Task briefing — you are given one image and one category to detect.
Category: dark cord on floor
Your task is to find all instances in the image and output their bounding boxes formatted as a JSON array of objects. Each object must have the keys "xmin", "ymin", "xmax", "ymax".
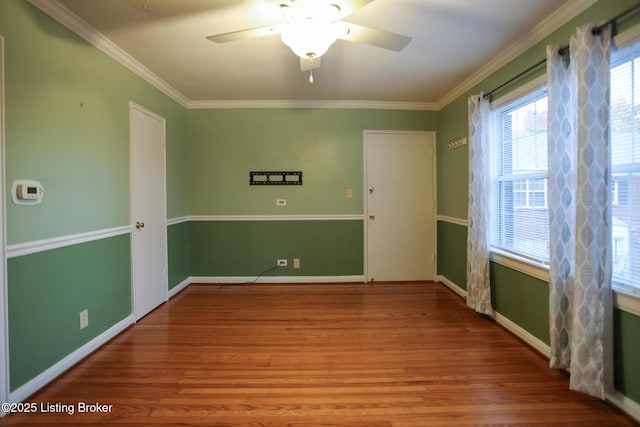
[{"xmin": 218, "ymin": 265, "xmax": 281, "ymax": 288}]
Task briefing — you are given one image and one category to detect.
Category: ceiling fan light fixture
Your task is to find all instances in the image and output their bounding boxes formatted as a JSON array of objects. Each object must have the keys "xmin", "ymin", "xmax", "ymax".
[{"xmin": 280, "ymin": 20, "xmax": 338, "ymax": 59}]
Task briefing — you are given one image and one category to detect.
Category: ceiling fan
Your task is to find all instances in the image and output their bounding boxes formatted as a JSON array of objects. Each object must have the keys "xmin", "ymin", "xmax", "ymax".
[{"xmin": 206, "ymin": 0, "xmax": 412, "ymax": 83}]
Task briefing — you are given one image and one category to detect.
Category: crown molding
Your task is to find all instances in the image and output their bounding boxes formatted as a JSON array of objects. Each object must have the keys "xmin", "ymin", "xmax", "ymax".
[
  {"xmin": 436, "ymin": 0, "xmax": 598, "ymax": 109},
  {"xmin": 28, "ymin": 0, "xmax": 596, "ymax": 112},
  {"xmin": 187, "ymin": 99, "xmax": 438, "ymax": 111},
  {"xmin": 26, "ymin": 0, "xmax": 437, "ymax": 112},
  {"xmin": 27, "ymin": 0, "xmax": 191, "ymax": 108}
]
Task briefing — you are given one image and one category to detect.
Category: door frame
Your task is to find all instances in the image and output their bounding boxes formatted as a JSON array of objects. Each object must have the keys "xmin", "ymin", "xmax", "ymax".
[
  {"xmin": 362, "ymin": 130, "xmax": 438, "ymax": 282},
  {"xmin": 1, "ymin": 35, "xmax": 9, "ymax": 412},
  {"xmin": 129, "ymin": 102, "xmax": 168, "ymax": 321}
]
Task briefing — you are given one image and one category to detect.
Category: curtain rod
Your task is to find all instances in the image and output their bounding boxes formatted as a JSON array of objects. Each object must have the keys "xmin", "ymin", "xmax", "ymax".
[
  {"xmin": 483, "ymin": 1, "xmax": 640, "ymax": 101},
  {"xmin": 594, "ymin": 1, "xmax": 640, "ymax": 34},
  {"xmin": 482, "ymin": 58, "xmax": 546, "ymax": 100}
]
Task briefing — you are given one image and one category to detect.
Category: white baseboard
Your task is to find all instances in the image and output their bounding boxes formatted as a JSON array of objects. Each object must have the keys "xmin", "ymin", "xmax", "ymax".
[
  {"xmin": 189, "ymin": 214, "xmax": 364, "ymax": 222},
  {"xmin": 8, "ymin": 315, "xmax": 134, "ymax": 404},
  {"xmin": 437, "ymin": 273, "xmax": 640, "ymax": 422},
  {"xmin": 493, "ymin": 311, "xmax": 551, "ymax": 358},
  {"xmin": 6, "ymin": 275, "xmax": 638, "ymax": 424},
  {"xmin": 190, "ymin": 275, "xmax": 366, "ymax": 284},
  {"xmin": 168, "ymin": 277, "xmax": 191, "ymax": 298},
  {"xmin": 436, "ymin": 274, "xmax": 467, "ymax": 298},
  {"xmin": 437, "ymin": 275, "xmax": 551, "ymax": 357},
  {"xmin": 607, "ymin": 390, "xmax": 640, "ymax": 423}
]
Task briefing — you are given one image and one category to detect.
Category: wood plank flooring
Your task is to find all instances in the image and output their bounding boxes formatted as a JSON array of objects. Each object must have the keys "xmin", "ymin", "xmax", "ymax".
[{"xmin": 1, "ymin": 282, "xmax": 637, "ymax": 426}]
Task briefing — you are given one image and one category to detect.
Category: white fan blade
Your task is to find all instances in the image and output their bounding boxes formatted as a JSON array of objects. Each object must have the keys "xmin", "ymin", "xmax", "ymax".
[
  {"xmin": 300, "ymin": 56, "xmax": 321, "ymax": 72},
  {"xmin": 337, "ymin": 22, "xmax": 411, "ymax": 51},
  {"xmin": 337, "ymin": 0, "xmax": 375, "ymax": 19},
  {"xmin": 206, "ymin": 25, "xmax": 281, "ymax": 43}
]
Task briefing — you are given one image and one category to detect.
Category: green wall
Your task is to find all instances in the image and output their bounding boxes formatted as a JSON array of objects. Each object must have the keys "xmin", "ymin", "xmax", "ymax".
[
  {"xmin": 436, "ymin": 97, "xmax": 469, "ymax": 218},
  {"xmin": 436, "ymin": 0, "xmax": 640, "ymax": 221},
  {"xmin": 167, "ymin": 222, "xmax": 191, "ymax": 288},
  {"xmin": 7, "ymin": 235, "xmax": 131, "ymax": 390},
  {"xmin": 188, "ymin": 108, "xmax": 436, "ymax": 215},
  {"xmin": 1, "ymin": 0, "xmax": 189, "ymax": 391},
  {"xmin": 490, "ymin": 263, "xmax": 550, "ymax": 344},
  {"xmin": 187, "ymin": 108, "xmax": 436, "ymax": 278},
  {"xmin": 2, "ymin": 0, "xmax": 639, "ymax": 413},
  {"xmin": 2, "ymin": 0, "xmax": 188, "ymax": 246},
  {"xmin": 190, "ymin": 220, "xmax": 363, "ymax": 277},
  {"xmin": 1, "ymin": 0, "xmax": 436, "ymax": 391},
  {"xmin": 435, "ymin": 0, "xmax": 640, "ymax": 406},
  {"xmin": 614, "ymin": 309, "xmax": 640, "ymax": 401},
  {"xmin": 436, "ymin": 221, "xmax": 467, "ymax": 288}
]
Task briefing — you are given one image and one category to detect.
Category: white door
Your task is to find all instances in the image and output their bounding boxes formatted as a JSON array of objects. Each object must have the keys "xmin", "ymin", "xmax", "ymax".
[
  {"xmin": 0, "ymin": 36, "xmax": 9, "ymax": 412},
  {"xmin": 130, "ymin": 103, "xmax": 167, "ymax": 321},
  {"xmin": 365, "ymin": 131, "xmax": 436, "ymax": 282}
]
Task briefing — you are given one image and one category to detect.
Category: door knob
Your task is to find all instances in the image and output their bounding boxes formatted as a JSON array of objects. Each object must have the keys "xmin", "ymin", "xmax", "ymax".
[
  {"xmin": 135, "ymin": 221, "xmax": 145, "ymax": 229},
  {"xmin": 368, "ymin": 186, "xmax": 375, "ymax": 193},
  {"xmin": 368, "ymin": 214, "xmax": 376, "ymax": 220}
]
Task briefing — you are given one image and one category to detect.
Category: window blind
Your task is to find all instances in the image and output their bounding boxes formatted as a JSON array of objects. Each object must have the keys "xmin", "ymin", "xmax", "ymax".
[
  {"xmin": 611, "ymin": 42, "xmax": 640, "ymax": 291},
  {"xmin": 492, "ymin": 90, "xmax": 549, "ymax": 263}
]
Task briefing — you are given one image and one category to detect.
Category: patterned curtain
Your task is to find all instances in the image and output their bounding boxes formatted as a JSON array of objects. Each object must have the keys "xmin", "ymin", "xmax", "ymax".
[
  {"xmin": 467, "ymin": 94, "xmax": 493, "ymax": 316},
  {"xmin": 547, "ymin": 24, "xmax": 613, "ymax": 399}
]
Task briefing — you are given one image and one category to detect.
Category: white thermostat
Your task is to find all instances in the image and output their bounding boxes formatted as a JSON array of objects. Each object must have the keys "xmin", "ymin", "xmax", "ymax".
[{"xmin": 12, "ymin": 180, "xmax": 44, "ymax": 205}]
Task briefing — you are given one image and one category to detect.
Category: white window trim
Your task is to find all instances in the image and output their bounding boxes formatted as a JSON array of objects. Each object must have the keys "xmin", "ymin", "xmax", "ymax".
[
  {"xmin": 487, "ymin": 68, "xmax": 640, "ymax": 317},
  {"xmin": 490, "ymin": 74, "xmax": 547, "ymax": 109},
  {"xmin": 490, "ymin": 246, "xmax": 549, "ymax": 282},
  {"xmin": 612, "ymin": 180, "xmax": 620, "ymax": 205},
  {"xmin": 614, "ymin": 21, "xmax": 640, "ymax": 50},
  {"xmin": 609, "ymin": 22, "xmax": 640, "ymax": 317},
  {"xmin": 614, "ymin": 287, "xmax": 640, "ymax": 317},
  {"xmin": 509, "ymin": 177, "xmax": 548, "ymax": 208},
  {"xmin": 489, "ymin": 248, "xmax": 640, "ymax": 317},
  {"xmin": 490, "ymin": 75, "xmax": 549, "ymax": 267}
]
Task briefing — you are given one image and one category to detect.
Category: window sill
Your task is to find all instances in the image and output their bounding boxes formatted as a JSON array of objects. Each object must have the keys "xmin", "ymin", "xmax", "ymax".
[
  {"xmin": 489, "ymin": 248, "xmax": 549, "ymax": 282},
  {"xmin": 613, "ymin": 287, "xmax": 640, "ymax": 317},
  {"xmin": 489, "ymin": 249, "xmax": 640, "ymax": 318}
]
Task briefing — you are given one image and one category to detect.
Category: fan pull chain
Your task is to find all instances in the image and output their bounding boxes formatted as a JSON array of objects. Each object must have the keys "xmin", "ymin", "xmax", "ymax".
[{"xmin": 308, "ymin": 53, "xmax": 315, "ymax": 84}]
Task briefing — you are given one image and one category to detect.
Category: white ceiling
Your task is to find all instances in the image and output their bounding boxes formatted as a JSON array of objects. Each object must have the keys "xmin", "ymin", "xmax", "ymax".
[{"xmin": 39, "ymin": 0, "xmax": 591, "ymax": 109}]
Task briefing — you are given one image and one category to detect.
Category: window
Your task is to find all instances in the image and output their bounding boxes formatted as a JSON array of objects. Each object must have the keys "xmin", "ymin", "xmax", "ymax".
[
  {"xmin": 513, "ymin": 178, "xmax": 547, "ymax": 208},
  {"xmin": 611, "ymin": 40, "xmax": 640, "ymax": 292},
  {"xmin": 612, "ymin": 179, "xmax": 628, "ymax": 205},
  {"xmin": 491, "ymin": 88, "xmax": 549, "ymax": 264}
]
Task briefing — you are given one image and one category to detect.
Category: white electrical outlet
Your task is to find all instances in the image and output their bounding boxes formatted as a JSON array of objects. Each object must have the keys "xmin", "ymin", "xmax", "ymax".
[
  {"xmin": 277, "ymin": 259, "xmax": 288, "ymax": 267},
  {"xmin": 293, "ymin": 258, "xmax": 300, "ymax": 269},
  {"xmin": 79, "ymin": 309, "xmax": 89, "ymax": 330}
]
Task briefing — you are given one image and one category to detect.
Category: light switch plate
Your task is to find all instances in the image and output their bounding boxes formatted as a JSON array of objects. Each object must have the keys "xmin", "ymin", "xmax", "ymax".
[{"xmin": 79, "ymin": 309, "xmax": 89, "ymax": 330}]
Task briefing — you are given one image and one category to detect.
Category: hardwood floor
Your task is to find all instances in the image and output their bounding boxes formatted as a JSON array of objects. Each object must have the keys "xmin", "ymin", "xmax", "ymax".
[{"xmin": 1, "ymin": 282, "xmax": 637, "ymax": 426}]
